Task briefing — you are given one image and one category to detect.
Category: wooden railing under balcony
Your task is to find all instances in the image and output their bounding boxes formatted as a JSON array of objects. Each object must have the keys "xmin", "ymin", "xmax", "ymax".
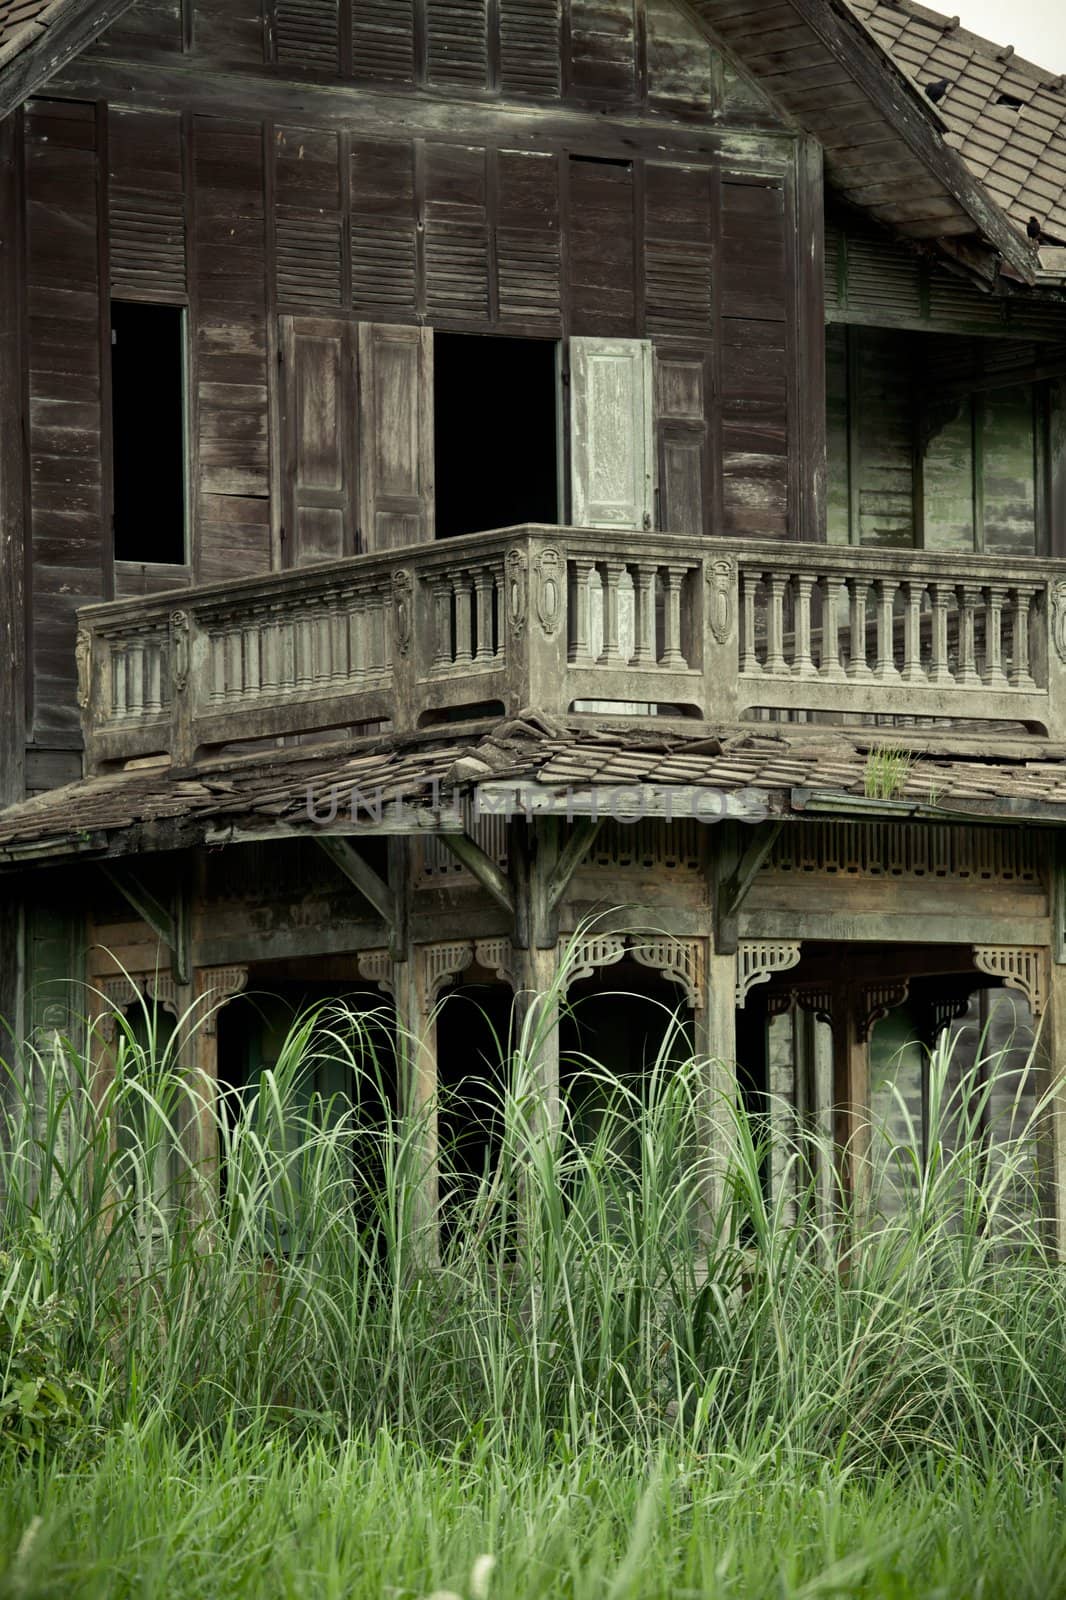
[{"xmin": 76, "ymin": 528, "xmax": 1066, "ymax": 772}]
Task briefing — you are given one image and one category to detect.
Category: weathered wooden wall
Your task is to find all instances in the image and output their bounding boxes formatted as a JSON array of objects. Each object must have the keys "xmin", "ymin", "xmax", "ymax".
[{"xmin": 6, "ymin": 0, "xmax": 828, "ymax": 792}]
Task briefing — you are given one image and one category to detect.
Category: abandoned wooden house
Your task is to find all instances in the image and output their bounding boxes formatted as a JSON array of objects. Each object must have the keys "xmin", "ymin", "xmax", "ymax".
[{"xmin": 1, "ymin": 0, "xmax": 1066, "ymax": 1239}]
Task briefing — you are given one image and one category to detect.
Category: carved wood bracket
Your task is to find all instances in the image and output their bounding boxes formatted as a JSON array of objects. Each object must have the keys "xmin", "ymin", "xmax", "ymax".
[
  {"xmin": 194, "ymin": 966, "xmax": 249, "ymax": 1036},
  {"xmin": 973, "ymin": 945, "xmax": 1047, "ymax": 1020},
  {"xmin": 856, "ymin": 980, "xmax": 910, "ymax": 1043},
  {"xmin": 736, "ymin": 941, "xmax": 802, "ymax": 1008}
]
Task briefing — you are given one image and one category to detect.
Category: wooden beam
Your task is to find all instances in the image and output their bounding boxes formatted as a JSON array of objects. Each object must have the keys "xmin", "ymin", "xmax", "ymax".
[
  {"xmin": 547, "ymin": 819, "xmax": 604, "ymax": 911},
  {"xmin": 0, "ymin": 0, "xmax": 144, "ymax": 120},
  {"xmin": 316, "ymin": 836, "xmax": 396, "ymax": 929},
  {"xmin": 100, "ymin": 863, "xmax": 189, "ymax": 983},
  {"xmin": 439, "ymin": 832, "xmax": 514, "ymax": 916},
  {"xmin": 719, "ymin": 822, "xmax": 784, "ymax": 924}
]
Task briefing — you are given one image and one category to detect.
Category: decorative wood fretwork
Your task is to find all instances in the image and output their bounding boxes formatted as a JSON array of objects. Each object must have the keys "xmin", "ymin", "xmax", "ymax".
[
  {"xmin": 473, "ymin": 939, "xmax": 515, "ymax": 987},
  {"xmin": 630, "ymin": 938, "xmax": 706, "ymax": 1012},
  {"xmin": 764, "ymin": 821, "xmax": 1039, "ymax": 884},
  {"xmin": 589, "ymin": 819, "xmax": 702, "ymax": 873},
  {"xmin": 766, "ymin": 984, "xmax": 833, "ymax": 1023},
  {"xmin": 565, "ymin": 934, "xmax": 628, "ymax": 987},
  {"xmin": 736, "ymin": 941, "xmax": 801, "ymax": 1008},
  {"xmin": 856, "ymin": 980, "xmax": 910, "ymax": 1043},
  {"xmin": 194, "ymin": 967, "xmax": 249, "ymax": 1036},
  {"xmin": 973, "ymin": 946, "xmax": 1047, "ymax": 1020},
  {"xmin": 421, "ymin": 941, "xmax": 476, "ymax": 1013},
  {"xmin": 96, "ymin": 972, "xmax": 185, "ymax": 1041},
  {"xmin": 357, "ymin": 950, "xmax": 397, "ymax": 999}
]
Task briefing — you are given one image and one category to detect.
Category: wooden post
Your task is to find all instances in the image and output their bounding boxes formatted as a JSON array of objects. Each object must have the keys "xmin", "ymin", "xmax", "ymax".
[
  {"xmin": 1042, "ymin": 957, "xmax": 1066, "ymax": 1260},
  {"xmin": 695, "ymin": 937, "xmax": 738, "ymax": 1233},
  {"xmin": 391, "ymin": 946, "xmax": 439, "ymax": 1264},
  {"xmin": 831, "ymin": 981, "xmax": 872, "ymax": 1221},
  {"xmin": 509, "ymin": 816, "xmax": 562, "ymax": 1137},
  {"xmin": 0, "ymin": 111, "xmax": 26, "ymax": 807}
]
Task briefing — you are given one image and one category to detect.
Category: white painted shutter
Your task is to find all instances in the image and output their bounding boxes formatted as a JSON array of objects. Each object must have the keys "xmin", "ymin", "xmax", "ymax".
[
  {"xmin": 570, "ymin": 337, "xmax": 655, "ymax": 713},
  {"xmin": 570, "ymin": 337, "xmax": 655, "ymax": 531}
]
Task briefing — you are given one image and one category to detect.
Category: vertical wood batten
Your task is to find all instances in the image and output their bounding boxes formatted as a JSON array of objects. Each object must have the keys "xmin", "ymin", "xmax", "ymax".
[{"xmin": 0, "ymin": 110, "xmax": 26, "ymax": 806}]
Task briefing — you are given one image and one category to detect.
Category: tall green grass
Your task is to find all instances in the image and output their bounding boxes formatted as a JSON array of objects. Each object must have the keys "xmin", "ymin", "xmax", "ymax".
[{"xmin": 1, "ymin": 979, "xmax": 1064, "ymax": 1597}]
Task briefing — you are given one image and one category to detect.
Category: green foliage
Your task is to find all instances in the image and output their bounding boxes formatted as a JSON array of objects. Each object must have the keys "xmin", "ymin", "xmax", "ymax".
[
  {"xmin": 0, "ymin": 1222, "xmax": 85, "ymax": 1454},
  {"xmin": 864, "ymin": 745, "xmax": 914, "ymax": 801},
  {"xmin": 0, "ymin": 978, "xmax": 1062, "ymax": 1594}
]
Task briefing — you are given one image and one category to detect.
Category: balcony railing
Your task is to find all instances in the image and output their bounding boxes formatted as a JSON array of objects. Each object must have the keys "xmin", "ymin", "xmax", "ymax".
[{"xmin": 76, "ymin": 527, "xmax": 1066, "ymax": 771}]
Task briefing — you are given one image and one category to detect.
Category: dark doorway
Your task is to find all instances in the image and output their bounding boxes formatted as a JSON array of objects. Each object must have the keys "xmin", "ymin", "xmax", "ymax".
[
  {"xmin": 436, "ymin": 982, "xmax": 514, "ymax": 1232},
  {"xmin": 111, "ymin": 301, "xmax": 187, "ymax": 564},
  {"xmin": 433, "ymin": 333, "xmax": 559, "ymax": 539}
]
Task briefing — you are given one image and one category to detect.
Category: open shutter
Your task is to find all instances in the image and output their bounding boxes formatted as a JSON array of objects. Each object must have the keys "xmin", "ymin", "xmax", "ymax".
[
  {"xmin": 570, "ymin": 337, "xmax": 654, "ymax": 529},
  {"xmin": 280, "ymin": 315, "xmax": 357, "ymax": 566},
  {"xmin": 656, "ymin": 348, "xmax": 713, "ymax": 538},
  {"xmin": 357, "ymin": 322, "xmax": 434, "ymax": 550}
]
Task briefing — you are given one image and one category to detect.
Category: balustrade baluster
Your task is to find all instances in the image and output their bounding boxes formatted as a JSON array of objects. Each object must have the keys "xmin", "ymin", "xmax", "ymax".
[
  {"xmin": 927, "ymin": 582, "xmax": 952, "ymax": 684},
  {"xmin": 983, "ymin": 584, "xmax": 1008, "ymax": 687},
  {"xmin": 333, "ymin": 602, "xmax": 350, "ymax": 684},
  {"xmin": 957, "ymin": 585, "xmax": 980, "ymax": 686},
  {"xmin": 431, "ymin": 577, "xmax": 451, "ymax": 669},
  {"xmin": 110, "ymin": 648, "xmax": 126, "ymax": 719},
  {"xmin": 1009, "ymin": 585, "xmax": 1036, "ymax": 687},
  {"xmin": 569, "ymin": 557, "xmax": 595, "ymax": 665},
  {"xmin": 765, "ymin": 573, "xmax": 788, "ymax": 676},
  {"xmin": 739, "ymin": 570, "xmax": 761, "ymax": 674},
  {"xmin": 873, "ymin": 578, "xmax": 900, "ymax": 682},
  {"xmin": 261, "ymin": 611, "xmax": 279, "ymax": 696},
  {"xmin": 453, "ymin": 573, "xmax": 473, "ymax": 666},
  {"xmin": 210, "ymin": 633, "xmax": 226, "ymax": 701},
  {"xmin": 295, "ymin": 613, "xmax": 313, "ymax": 692},
  {"xmin": 127, "ymin": 641, "xmax": 145, "ymax": 716},
  {"xmin": 662, "ymin": 565, "xmax": 688, "ymax": 670},
  {"xmin": 820, "ymin": 573, "xmax": 845, "ymax": 680},
  {"xmin": 474, "ymin": 568, "xmax": 495, "ymax": 664},
  {"xmin": 603, "ymin": 559, "xmax": 626, "ymax": 664},
  {"xmin": 146, "ymin": 641, "xmax": 163, "ymax": 715},
  {"xmin": 243, "ymin": 623, "xmax": 261, "ymax": 694},
  {"xmin": 493, "ymin": 571, "xmax": 504, "ymax": 660},
  {"xmin": 633, "ymin": 563, "xmax": 656, "ymax": 665},
  {"xmin": 793, "ymin": 574, "xmax": 816, "ymax": 679},
  {"xmin": 347, "ymin": 598, "xmax": 365, "ymax": 683},
  {"xmin": 846, "ymin": 577, "xmax": 871, "ymax": 679},
  {"xmin": 899, "ymin": 580, "xmax": 926, "ymax": 684}
]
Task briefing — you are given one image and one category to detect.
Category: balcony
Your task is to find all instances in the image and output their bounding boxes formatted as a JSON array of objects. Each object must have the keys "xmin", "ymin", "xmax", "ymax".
[{"xmin": 76, "ymin": 528, "xmax": 1066, "ymax": 773}]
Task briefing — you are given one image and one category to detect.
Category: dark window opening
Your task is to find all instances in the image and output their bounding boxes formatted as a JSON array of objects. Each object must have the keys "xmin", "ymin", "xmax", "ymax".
[
  {"xmin": 434, "ymin": 334, "xmax": 559, "ymax": 540},
  {"xmin": 111, "ymin": 302, "xmax": 187, "ymax": 564}
]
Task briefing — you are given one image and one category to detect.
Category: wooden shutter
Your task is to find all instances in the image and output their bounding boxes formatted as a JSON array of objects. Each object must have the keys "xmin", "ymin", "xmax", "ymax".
[
  {"xmin": 570, "ymin": 337, "xmax": 654, "ymax": 530},
  {"xmin": 351, "ymin": 0, "xmax": 416, "ymax": 83},
  {"xmin": 499, "ymin": 0, "xmax": 562, "ymax": 98},
  {"xmin": 425, "ymin": 0, "xmax": 489, "ymax": 87},
  {"xmin": 656, "ymin": 349, "xmax": 712, "ymax": 538},
  {"xmin": 280, "ymin": 315, "xmax": 357, "ymax": 565},
  {"xmin": 357, "ymin": 322, "xmax": 434, "ymax": 550}
]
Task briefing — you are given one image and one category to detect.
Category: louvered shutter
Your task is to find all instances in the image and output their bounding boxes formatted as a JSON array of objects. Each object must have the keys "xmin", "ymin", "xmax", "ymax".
[
  {"xmin": 425, "ymin": 0, "xmax": 489, "ymax": 87},
  {"xmin": 351, "ymin": 0, "xmax": 416, "ymax": 83},
  {"xmin": 357, "ymin": 323, "xmax": 434, "ymax": 550},
  {"xmin": 570, "ymin": 337, "xmax": 655, "ymax": 530},
  {"xmin": 656, "ymin": 349, "xmax": 711, "ymax": 538},
  {"xmin": 280, "ymin": 315, "xmax": 357, "ymax": 565},
  {"xmin": 499, "ymin": 0, "xmax": 562, "ymax": 97},
  {"xmin": 273, "ymin": 0, "xmax": 339, "ymax": 72}
]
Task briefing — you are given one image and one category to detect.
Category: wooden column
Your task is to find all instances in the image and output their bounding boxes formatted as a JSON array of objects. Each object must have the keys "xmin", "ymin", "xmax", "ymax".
[
  {"xmin": 509, "ymin": 817, "xmax": 562, "ymax": 1137},
  {"xmin": 1043, "ymin": 957, "xmax": 1066, "ymax": 1260},
  {"xmin": 0, "ymin": 111, "xmax": 26, "ymax": 807},
  {"xmin": 391, "ymin": 945, "xmax": 440, "ymax": 1262},
  {"xmin": 695, "ymin": 939, "xmax": 738, "ymax": 1230},
  {"xmin": 831, "ymin": 989, "xmax": 870, "ymax": 1217}
]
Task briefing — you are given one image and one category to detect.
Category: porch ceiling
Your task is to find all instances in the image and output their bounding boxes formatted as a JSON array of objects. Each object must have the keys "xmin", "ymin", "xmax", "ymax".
[{"xmin": 5, "ymin": 715, "xmax": 1066, "ymax": 868}]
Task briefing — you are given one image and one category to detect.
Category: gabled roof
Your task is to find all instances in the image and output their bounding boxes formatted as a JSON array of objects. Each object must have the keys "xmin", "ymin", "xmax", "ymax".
[
  {"xmin": 849, "ymin": 0, "xmax": 1066, "ymax": 246},
  {"xmin": 0, "ymin": 0, "xmax": 138, "ymax": 119}
]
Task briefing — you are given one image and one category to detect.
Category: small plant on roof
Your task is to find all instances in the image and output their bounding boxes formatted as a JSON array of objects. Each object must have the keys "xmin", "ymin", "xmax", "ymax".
[{"xmin": 864, "ymin": 744, "xmax": 914, "ymax": 801}]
